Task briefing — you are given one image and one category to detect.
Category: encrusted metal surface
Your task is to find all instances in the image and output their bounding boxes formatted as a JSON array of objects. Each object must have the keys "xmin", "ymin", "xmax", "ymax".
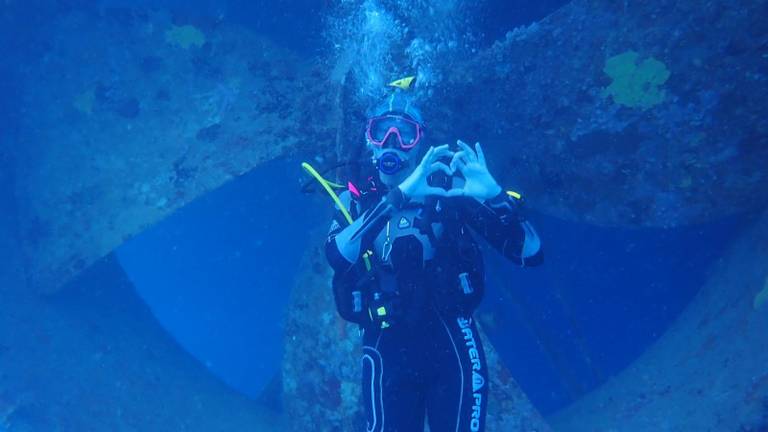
[
  {"xmin": 550, "ymin": 210, "xmax": 768, "ymax": 431},
  {"xmin": 437, "ymin": 0, "xmax": 768, "ymax": 227},
  {"xmin": 14, "ymin": 9, "xmax": 334, "ymax": 293}
]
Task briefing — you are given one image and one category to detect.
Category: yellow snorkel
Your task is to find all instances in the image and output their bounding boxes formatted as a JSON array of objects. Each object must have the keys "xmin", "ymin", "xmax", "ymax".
[{"xmin": 301, "ymin": 162, "xmax": 350, "ymax": 222}]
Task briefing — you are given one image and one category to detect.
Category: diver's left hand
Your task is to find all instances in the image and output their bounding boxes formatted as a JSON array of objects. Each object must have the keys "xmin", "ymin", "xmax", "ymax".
[{"xmin": 448, "ymin": 140, "xmax": 502, "ymax": 200}]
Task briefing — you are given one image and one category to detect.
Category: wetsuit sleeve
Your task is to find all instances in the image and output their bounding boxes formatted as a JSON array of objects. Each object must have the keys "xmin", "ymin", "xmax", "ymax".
[
  {"xmin": 323, "ymin": 191, "xmax": 367, "ymax": 324},
  {"xmin": 324, "ymin": 188, "xmax": 411, "ymax": 325},
  {"xmin": 457, "ymin": 191, "xmax": 543, "ymax": 266},
  {"xmin": 324, "ymin": 190, "xmax": 358, "ymax": 273},
  {"xmin": 324, "ymin": 187, "xmax": 408, "ymax": 272}
]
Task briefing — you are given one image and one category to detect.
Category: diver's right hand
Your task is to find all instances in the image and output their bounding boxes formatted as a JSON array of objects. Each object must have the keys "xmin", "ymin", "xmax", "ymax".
[{"xmin": 398, "ymin": 145, "xmax": 457, "ymax": 199}]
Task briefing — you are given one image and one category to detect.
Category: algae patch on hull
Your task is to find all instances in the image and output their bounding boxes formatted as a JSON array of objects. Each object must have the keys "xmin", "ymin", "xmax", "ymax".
[
  {"xmin": 165, "ymin": 24, "xmax": 206, "ymax": 49},
  {"xmin": 603, "ymin": 50, "xmax": 670, "ymax": 110}
]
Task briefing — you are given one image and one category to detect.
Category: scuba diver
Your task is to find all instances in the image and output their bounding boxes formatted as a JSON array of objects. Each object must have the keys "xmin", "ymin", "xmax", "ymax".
[{"xmin": 323, "ymin": 87, "xmax": 543, "ymax": 432}]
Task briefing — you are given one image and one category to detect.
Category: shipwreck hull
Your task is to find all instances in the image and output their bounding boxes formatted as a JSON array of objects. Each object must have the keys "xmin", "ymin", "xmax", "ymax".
[
  {"xmin": 2, "ymin": 0, "xmax": 767, "ymax": 430},
  {"xmin": 437, "ymin": 0, "xmax": 768, "ymax": 228}
]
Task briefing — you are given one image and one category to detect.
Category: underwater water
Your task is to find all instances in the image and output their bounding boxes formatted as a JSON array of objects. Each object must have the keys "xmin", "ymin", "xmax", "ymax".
[{"xmin": 1, "ymin": 0, "xmax": 767, "ymax": 431}]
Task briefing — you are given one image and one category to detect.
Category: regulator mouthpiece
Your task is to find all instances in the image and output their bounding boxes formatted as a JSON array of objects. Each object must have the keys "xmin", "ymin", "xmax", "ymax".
[{"xmin": 376, "ymin": 151, "xmax": 406, "ymax": 175}]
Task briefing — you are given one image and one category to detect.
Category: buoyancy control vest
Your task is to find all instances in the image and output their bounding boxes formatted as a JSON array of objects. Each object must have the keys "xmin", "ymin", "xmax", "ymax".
[{"xmin": 331, "ymin": 178, "xmax": 486, "ymax": 329}]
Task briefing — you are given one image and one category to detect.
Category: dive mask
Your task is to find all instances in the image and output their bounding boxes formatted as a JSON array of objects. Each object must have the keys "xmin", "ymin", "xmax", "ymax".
[{"xmin": 366, "ymin": 114, "xmax": 424, "ymax": 150}]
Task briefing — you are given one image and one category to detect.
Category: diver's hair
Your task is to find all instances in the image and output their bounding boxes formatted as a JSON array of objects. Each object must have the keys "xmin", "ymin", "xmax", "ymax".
[{"xmin": 368, "ymin": 92, "xmax": 424, "ymax": 124}]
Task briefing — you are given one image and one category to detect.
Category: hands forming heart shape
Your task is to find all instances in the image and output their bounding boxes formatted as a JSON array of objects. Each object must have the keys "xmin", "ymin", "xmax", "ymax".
[{"xmin": 398, "ymin": 140, "xmax": 502, "ymax": 200}]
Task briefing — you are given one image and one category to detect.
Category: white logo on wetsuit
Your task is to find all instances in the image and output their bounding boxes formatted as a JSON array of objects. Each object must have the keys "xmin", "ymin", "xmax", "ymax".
[
  {"xmin": 472, "ymin": 370, "xmax": 485, "ymax": 392},
  {"xmin": 329, "ymin": 219, "xmax": 340, "ymax": 233},
  {"xmin": 398, "ymin": 216, "xmax": 410, "ymax": 228},
  {"xmin": 458, "ymin": 317, "xmax": 484, "ymax": 432}
]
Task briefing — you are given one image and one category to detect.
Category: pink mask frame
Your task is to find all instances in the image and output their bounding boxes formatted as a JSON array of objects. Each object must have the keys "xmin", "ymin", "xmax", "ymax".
[{"xmin": 366, "ymin": 114, "xmax": 424, "ymax": 150}]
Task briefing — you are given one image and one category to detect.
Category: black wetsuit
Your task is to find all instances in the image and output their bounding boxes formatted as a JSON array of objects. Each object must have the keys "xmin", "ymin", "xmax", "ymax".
[{"xmin": 325, "ymin": 181, "xmax": 542, "ymax": 432}]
